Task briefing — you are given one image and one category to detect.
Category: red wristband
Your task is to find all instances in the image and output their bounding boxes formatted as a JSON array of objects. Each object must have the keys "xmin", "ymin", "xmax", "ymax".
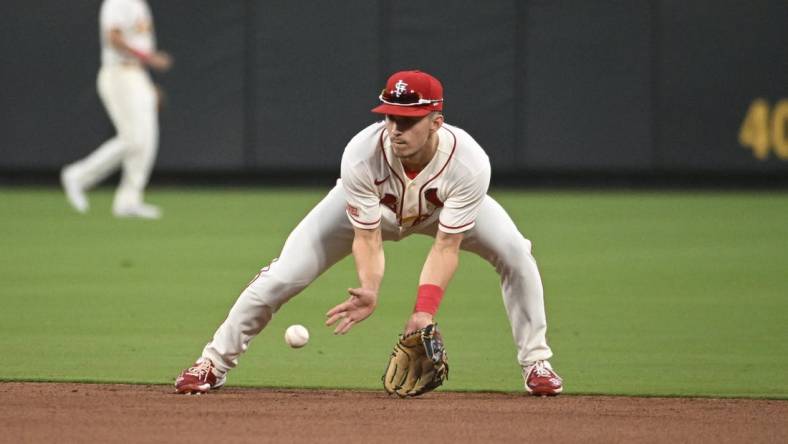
[
  {"xmin": 413, "ymin": 284, "xmax": 444, "ymax": 315},
  {"xmin": 129, "ymin": 48, "xmax": 150, "ymax": 62}
]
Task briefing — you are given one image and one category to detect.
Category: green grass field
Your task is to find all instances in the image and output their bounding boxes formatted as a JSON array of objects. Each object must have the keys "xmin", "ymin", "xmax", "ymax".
[{"xmin": 1, "ymin": 187, "xmax": 787, "ymax": 399}]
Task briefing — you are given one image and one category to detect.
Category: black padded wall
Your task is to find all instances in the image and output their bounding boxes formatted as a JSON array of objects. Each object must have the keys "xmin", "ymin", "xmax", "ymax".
[{"xmin": 1, "ymin": 1, "xmax": 786, "ymax": 177}]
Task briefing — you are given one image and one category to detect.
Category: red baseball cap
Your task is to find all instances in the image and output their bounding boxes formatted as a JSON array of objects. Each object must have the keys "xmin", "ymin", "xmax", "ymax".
[{"xmin": 371, "ymin": 70, "xmax": 444, "ymax": 117}]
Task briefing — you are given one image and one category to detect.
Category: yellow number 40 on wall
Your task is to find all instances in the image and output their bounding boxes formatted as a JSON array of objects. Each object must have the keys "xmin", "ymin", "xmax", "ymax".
[{"xmin": 738, "ymin": 99, "xmax": 788, "ymax": 160}]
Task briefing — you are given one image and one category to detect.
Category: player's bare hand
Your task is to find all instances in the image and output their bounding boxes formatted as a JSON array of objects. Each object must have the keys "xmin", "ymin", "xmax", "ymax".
[
  {"xmin": 147, "ymin": 51, "xmax": 173, "ymax": 72},
  {"xmin": 404, "ymin": 311, "xmax": 433, "ymax": 335},
  {"xmin": 325, "ymin": 288, "xmax": 378, "ymax": 335}
]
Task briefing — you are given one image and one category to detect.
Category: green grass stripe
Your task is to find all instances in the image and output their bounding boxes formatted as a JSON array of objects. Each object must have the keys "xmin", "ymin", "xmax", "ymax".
[{"xmin": 1, "ymin": 187, "xmax": 787, "ymax": 399}]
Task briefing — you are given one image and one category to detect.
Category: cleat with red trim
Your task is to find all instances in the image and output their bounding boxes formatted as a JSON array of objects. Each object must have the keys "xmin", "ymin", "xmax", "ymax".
[
  {"xmin": 175, "ymin": 358, "xmax": 226, "ymax": 394},
  {"xmin": 523, "ymin": 360, "xmax": 563, "ymax": 396}
]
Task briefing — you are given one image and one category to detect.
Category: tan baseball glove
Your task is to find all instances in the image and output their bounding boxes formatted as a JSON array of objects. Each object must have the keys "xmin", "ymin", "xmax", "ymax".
[{"xmin": 382, "ymin": 323, "xmax": 449, "ymax": 397}]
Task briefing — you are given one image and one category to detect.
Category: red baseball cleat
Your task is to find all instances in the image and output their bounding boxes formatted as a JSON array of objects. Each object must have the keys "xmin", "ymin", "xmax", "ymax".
[
  {"xmin": 175, "ymin": 358, "xmax": 226, "ymax": 394},
  {"xmin": 523, "ymin": 360, "xmax": 563, "ymax": 396}
]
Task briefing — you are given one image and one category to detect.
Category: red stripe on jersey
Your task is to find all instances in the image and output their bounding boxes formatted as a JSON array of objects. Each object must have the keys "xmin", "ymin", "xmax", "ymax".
[
  {"xmin": 379, "ymin": 128, "xmax": 406, "ymax": 224},
  {"xmin": 347, "ymin": 210, "xmax": 381, "ymax": 226},
  {"xmin": 414, "ymin": 127, "xmax": 457, "ymax": 226},
  {"xmin": 439, "ymin": 220, "xmax": 475, "ymax": 230}
]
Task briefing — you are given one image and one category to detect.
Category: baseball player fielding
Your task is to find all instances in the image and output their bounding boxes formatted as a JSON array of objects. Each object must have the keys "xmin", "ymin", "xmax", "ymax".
[{"xmin": 175, "ymin": 70, "xmax": 563, "ymax": 397}]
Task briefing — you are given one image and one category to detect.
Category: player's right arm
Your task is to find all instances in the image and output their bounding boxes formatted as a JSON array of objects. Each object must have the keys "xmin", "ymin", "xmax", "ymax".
[
  {"xmin": 107, "ymin": 29, "xmax": 172, "ymax": 71},
  {"xmin": 351, "ymin": 226, "xmax": 384, "ymax": 296},
  {"xmin": 325, "ymin": 226, "xmax": 384, "ymax": 334},
  {"xmin": 326, "ymin": 125, "xmax": 386, "ymax": 334}
]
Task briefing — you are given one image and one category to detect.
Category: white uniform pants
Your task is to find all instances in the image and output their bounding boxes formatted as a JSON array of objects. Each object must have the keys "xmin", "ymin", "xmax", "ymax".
[
  {"xmin": 66, "ymin": 65, "xmax": 158, "ymax": 210},
  {"xmin": 202, "ymin": 183, "xmax": 553, "ymax": 374}
]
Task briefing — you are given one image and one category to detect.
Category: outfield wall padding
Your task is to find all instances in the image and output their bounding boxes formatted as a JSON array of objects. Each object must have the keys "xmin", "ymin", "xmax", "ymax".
[{"xmin": 1, "ymin": 0, "xmax": 786, "ymax": 176}]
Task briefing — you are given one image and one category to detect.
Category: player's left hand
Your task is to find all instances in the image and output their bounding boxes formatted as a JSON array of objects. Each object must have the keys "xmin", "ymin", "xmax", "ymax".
[
  {"xmin": 404, "ymin": 311, "xmax": 433, "ymax": 335},
  {"xmin": 325, "ymin": 287, "xmax": 377, "ymax": 335}
]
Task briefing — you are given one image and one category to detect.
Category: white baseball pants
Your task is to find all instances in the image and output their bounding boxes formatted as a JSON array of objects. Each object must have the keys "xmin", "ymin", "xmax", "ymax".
[
  {"xmin": 202, "ymin": 182, "xmax": 553, "ymax": 374},
  {"xmin": 65, "ymin": 65, "xmax": 158, "ymax": 211}
]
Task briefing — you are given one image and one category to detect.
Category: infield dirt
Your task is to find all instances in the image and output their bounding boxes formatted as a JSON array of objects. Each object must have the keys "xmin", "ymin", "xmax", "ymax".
[{"xmin": 1, "ymin": 382, "xmax": 786, "ymax": 443}]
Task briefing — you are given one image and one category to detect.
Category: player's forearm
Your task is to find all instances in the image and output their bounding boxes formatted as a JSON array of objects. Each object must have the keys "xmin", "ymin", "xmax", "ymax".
[
  {"xmin": 352, "ymin": 228, "xmax": 384, "ymax": 293},
  {"xmin": 108, "ymin": 29, "xmax": 143, "ymax": 59},
  {"xmin": 418, "ymin": 232, "xmax": 462, "ymax": 288},
  {"xmin": 108, "ymin": 29, "xmax": 170, "ymax": 70},
  {"xmin": 409, "ymin": 232, "xmax": 462, "ymax": 319}
]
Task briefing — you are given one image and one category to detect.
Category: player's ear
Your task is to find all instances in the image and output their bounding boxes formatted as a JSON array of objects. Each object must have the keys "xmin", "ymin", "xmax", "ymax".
[{"xmin": 430, "ymin": 112, "xmax": 444, "ymax": 132}]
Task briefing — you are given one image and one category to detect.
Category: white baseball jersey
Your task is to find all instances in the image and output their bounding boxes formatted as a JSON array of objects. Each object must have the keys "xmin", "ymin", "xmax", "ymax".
[
  {"xmin": 341, "ymin": 122, "xmax": 491, "ymax": 236},
  {"xmin": 100, "ymin": 0, "xmax": 155, "ymax": 66}
]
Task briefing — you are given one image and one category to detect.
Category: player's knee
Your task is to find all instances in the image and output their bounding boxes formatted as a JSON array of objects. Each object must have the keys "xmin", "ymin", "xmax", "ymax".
[
  {"xmin": 245, "ymin": 271, "xmax": 308, "ymax": 309},
  {"xmin": 521, "ymin": 237, "xmax": 533, "ymax": 255},
  {"xmin": 118, "ymin": 131, "xmax": 153, "ymax": 153},
  {"xmin": 508, "ymin": 236, "xmax": 533, "ymax": 258},
  {"xmin": 496, "ymin": 236, "xmax": 534, "ymax": 270}
]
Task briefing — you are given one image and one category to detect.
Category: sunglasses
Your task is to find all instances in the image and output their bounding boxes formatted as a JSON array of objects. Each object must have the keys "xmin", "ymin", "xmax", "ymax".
[{"xmin": 379, "ymin": 89, "xmax": 443, "ymax": 107}]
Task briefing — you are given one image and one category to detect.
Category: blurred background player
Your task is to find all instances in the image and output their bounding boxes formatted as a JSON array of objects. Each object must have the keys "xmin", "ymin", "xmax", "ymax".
[
  {"xmin": 175, "ymin": 70, "xmax": 563, "ymax": 397},
  {"xmin": 60, "ymin": 0, "xmax": 172, "ymax": 219}
]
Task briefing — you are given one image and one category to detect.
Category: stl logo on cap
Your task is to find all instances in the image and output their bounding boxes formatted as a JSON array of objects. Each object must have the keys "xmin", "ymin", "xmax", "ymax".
[
  {"xmin": 372, "ymin": 70, "xmax": 444, "ymax": 117},
  {"xmin": 393, "ymin": 80, "xmax": 408, "ymax": 97}
]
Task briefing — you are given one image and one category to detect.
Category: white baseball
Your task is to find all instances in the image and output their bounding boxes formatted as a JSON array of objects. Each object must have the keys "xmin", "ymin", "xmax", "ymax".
[{"xmin": 284, "ymin": 324, "xmax": 309, "ymax": 348}]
